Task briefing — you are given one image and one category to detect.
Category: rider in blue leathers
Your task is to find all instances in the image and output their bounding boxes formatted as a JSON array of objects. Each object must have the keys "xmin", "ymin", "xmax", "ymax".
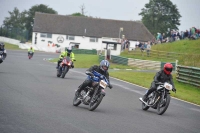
[
  {"xmin": 76, "ymin": 60, "xmax": 113, "ymax": 94},
  {"xmin": 0, "ymin": 42, "xmax": 7, "ymax": 64}
]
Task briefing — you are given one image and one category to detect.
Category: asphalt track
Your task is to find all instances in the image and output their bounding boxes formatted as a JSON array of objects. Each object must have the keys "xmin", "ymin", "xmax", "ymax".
[{"xmin": 0, "ymin": 50, "xmax": 200, "ymax": 133}]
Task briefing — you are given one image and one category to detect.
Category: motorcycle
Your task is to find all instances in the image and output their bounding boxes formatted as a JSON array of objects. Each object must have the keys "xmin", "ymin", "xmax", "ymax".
[
  {"xmin": 0, "ymin": 55, "xmax": 3, "ymax": 64},
  {"xmin": 139, "ymin": 82, "xmax": 175, "ymax": 115},
  {"xmin": 0, "ymin": 51, "xmax": 5, "ymax": 64},
  {"xmin": 28, "ymin": 51, "xmax": 33, "ymax": 59},
  {"xmin": 73, "ymin": 70, "xmax": 112, "ymax": 111},
  {"xmin": 57, "ymin": 56, "xmax": 74, "ymax": 78}
]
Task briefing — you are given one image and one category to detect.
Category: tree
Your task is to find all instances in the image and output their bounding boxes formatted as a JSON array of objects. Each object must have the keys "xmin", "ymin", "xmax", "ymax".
[
  {"xmin": 3, "ymin": 7, "xmax": 22, "ymax": 28},
  {"xmin": 2, "ymin": 7, "xmax": 27, "ymax": 38},
  {"xmin": 139, "ymin": 0, "xmax": 181, "ymax": 36},
  {"xmin": 24, "ymin": 4, "xmax": 58, "ymax": 40},
  {"xmin": 71, "ymin": 12, "xmax": 85, "ymax": 16}
]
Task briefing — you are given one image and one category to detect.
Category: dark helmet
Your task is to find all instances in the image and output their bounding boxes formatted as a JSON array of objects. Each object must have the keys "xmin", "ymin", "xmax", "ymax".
[
  {"xmin": 163, "ymin": 63, "xmax": 173, "ymax": 75},
  {"xmin": 100, "ymin": 60, "xmax": 110, "ymax": 72}
]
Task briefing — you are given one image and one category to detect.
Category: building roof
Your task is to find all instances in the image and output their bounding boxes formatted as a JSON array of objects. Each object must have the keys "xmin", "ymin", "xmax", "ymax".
[{"xmin": 33, "ymin": 12, "xmax": 154, "ymax": 42}]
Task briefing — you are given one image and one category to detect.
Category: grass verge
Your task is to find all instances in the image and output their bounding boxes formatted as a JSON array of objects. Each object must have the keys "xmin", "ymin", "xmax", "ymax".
[{"xmin": 4, "ymin": 42, "xmax": 21, "ymax": 50}]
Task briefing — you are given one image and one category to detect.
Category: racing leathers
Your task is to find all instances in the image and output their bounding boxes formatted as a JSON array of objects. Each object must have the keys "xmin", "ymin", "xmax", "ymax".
[
  {"xmin": 77, "ymin": 65, "xmax": 112, "ymax": 93},
  {"xmin": 57, "ymin": 51, "xmax": 75, "ymax": 69},
  {"xmin": 143, "ymin": 70, "xmax": 176, "ymax": 100}
]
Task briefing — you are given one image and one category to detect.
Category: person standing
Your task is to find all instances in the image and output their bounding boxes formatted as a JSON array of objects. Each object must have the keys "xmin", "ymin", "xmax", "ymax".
[{"xmin": 146, "ymin": 42, "xmax": 151, "ymax": 57}]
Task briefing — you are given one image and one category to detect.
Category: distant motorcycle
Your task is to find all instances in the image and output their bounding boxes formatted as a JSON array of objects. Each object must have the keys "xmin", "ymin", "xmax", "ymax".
[
  {"xmin": 139, "ymin": 82, "xmax": 176, "ymax": 115},
  {"xmin": 57, "ymin": 56, "xmax": 73, "ymax": 78},
  {"xmin": 0, "ymin": 55, "xmax": 3, "ymax": 64},
  {"xmin": 28, "ymin": 51, "xmax": 33, "ymax": 59},
  {"xmin": 73, "ymin": 70, "xmax": 112, "ymax": 111},
  {"xmin": 0, "ymin": 51, "xmax": 6, "ymax": 64}
]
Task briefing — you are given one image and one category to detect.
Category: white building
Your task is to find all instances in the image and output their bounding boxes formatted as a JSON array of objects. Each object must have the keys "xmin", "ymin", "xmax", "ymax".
[{"xmin": 32, "ymin": 12, "xmax": 154, "ymax": 55}]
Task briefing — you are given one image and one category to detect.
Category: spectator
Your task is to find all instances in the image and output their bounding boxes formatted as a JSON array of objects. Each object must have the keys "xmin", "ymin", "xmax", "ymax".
[
  {"xmin": 146, "ymin": 42, "xmax": 151, "ymax": 57},
  {"xmin": 135, "ymin": 40, "xmax": 139, "ymax": 48},
  {"xmin": 126, "ymin": 39, "xmax": 130, "ymax": 50},
  {"xmin": 140, "ymin": 43, "xmax": 145, "ymax": 52}
]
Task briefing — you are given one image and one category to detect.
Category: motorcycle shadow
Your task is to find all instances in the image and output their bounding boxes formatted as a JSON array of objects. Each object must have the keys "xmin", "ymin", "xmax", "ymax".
[{"xmin": 72, "ymin": 104, "xmax": 107, "ymax": 113}]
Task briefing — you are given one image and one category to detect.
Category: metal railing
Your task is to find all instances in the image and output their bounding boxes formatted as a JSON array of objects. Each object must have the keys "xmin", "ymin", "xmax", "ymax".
[{"xmin": 176, "ymin": 65, "xmax": 200, "ymax": 87}]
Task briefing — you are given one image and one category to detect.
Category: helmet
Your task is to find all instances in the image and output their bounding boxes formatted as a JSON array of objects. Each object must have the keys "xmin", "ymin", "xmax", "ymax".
[
  {"xmin": 30, "ymin": 46, "xmax": 32, "ymax": 49},
  {"xmin": 100, "ymin": 60, "xmax": 110, "ymax": 72},
  {"xmin": 163, "ymin": 63, "xmax": 173, "ymax": 75},
  {"xmin": 67, "ymin": 47, "xmax": 72, "ymax": 53}
]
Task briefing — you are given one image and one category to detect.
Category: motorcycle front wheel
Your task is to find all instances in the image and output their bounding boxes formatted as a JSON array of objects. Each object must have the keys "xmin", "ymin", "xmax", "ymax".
[
  {"xmin": 57, "ymin": 69, "xmax": 61, "ymax": 77},
  {"xmin": 73, "ymin": 91, "xmax": 81, "ymax": 106},
  {"xmin": 157, "ymin": 93, "xmax": 171, "ymax": 115},
  {"xmin": 142, "ymin": 95, "xmax": 150, "ymax": 111},
  {"xmin": 89, "ymin": 94, "xmax": 104, "ymax": 111},
  {"xmin": 61, "ymin": 66, "xmax": 68, "ymax": 78}
]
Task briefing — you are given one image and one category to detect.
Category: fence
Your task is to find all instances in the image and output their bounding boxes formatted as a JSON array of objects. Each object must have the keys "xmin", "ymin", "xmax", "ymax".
[
  {"xmin": 66, "ymin": 48, "xmax": 97, "ymax": 55},
  {"xmin": 98, "ymin": 55, "xmax": 176, "ymax": 70},
  {"xmin": 128, "ymin": 49, "xmax": 200, "ymax": 67},
  {"xmin": 176, "ymin": 65, "xmax": 200, "ymax": 87}
]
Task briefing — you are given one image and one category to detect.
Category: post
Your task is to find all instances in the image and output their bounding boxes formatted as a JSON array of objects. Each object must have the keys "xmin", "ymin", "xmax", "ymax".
[{"xmin": 175, "ymin": 60, "xmax": 178, "ymax": 72}]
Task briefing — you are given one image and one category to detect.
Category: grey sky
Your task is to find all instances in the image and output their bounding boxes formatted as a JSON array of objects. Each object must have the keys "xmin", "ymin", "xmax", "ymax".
[{"xmin": 0, "ymin": 0, "xmax": 200, "ymax": 32}]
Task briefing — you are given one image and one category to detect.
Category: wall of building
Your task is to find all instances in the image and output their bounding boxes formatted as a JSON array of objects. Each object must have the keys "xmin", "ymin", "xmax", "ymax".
[{"xmin": 32, "ymin": 32, "xmax": 129, "ymax": 55}]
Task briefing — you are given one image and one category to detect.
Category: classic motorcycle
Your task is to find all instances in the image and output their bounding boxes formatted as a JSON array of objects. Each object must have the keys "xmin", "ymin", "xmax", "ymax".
[
  {"xmin": 73, "ymin": 70, "xmax": 112, "ymax": 111},
  {"xmin": 28, "ymin": 51, "xmax": 33, "ymax": 59},
  {"xmin": 57, "ymin": 56, "xmax": 74, "ymax": 78},
  {"xmin": 139, "ymin": 82, "xmax": 176, "ymax": 115}
]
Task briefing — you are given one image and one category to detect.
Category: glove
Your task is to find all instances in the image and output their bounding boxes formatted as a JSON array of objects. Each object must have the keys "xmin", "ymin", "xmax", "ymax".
[
  {"xmin": 89, "ymin": 73, "xmax": 94, "ymax": 77},
  {"xmin": 73, "ymin": 59, "xmax": 76, "ymax": 61},
  {"xmin": 108, "ymin": 84, "xmax": 113, "ymax": 89},
  {"xmin": 172, "ymin": 88, "xmax": 176, "ymax": 93}
]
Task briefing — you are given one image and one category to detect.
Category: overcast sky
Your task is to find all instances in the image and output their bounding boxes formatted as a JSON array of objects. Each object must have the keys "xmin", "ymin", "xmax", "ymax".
[{"xmin": 0, "ymin": 0, "xmax": 200, "ymax": 32}]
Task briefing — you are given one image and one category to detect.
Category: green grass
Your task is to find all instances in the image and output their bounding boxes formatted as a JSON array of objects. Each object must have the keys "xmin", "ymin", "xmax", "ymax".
[
  {"xmin": 50, "ymin": 54, "xmax": 138, "ymax": 69},
  {"xmin": 121, "ymin": 39, "xmax": 200, "ymax": 67},
  {"xmin": 4, "ymin": 42, "xmax": 21, "ymax": 50},
  {"xmin": 110, "ymin": 71, "xmax": 200, "ymax": 105}
]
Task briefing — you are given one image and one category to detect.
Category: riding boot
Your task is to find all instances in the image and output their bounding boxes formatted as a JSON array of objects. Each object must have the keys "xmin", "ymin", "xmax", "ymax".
[{"xmin": 77, "ymin": 80, "xmax": 92, "ymax": 93}]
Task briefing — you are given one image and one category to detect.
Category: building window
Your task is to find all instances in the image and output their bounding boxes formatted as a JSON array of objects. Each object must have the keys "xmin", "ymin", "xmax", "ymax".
[
  {"xmin": 47, "ymin": 33, "xmax": 52, "ymax": 38},
  {"xmin": 90, "ymin": 37, "xmax": 98, "ymax": 42},
  {"xmin": 66, "ymin": 35, "xmax": 75, "ymax": 40},
  {"xmin": 40, "ymin": 33, "xmax": 52, "ymax": 38}
]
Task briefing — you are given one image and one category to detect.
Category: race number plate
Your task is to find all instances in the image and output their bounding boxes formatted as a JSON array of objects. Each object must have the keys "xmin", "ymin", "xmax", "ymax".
[{"xmin": 100, "ymin": 80, "xmax": 107, "ymax": 89}]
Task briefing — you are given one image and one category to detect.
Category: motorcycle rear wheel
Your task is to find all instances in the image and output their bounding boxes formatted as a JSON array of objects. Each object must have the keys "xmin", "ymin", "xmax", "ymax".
[
  {"xmin": 157, "ymin": 93, "xmax": 171, "ymax": 115},
  {"xmin": 89, "ymin": 94, "xmax": 104, "ymax": 111}
]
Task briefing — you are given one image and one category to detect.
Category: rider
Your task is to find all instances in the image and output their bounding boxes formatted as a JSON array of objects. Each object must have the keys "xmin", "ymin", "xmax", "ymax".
[
  {"xmin": 142, "ymin": 63, "xmax": 176, "ymax": 101},
  {"xmin": 76, "ymin": 59, "xmax": 113, "ymax": 94},
  {"xmin": 56, "ymin": 47, "xmax": 75, "ymax": 69},
  {"xmin": 28, "ymin": 46, "xmax": 34, "ymax": 56},
  {"xmin": 0, "ymin": 42, "xmax": 7, "ymax": 63}
]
